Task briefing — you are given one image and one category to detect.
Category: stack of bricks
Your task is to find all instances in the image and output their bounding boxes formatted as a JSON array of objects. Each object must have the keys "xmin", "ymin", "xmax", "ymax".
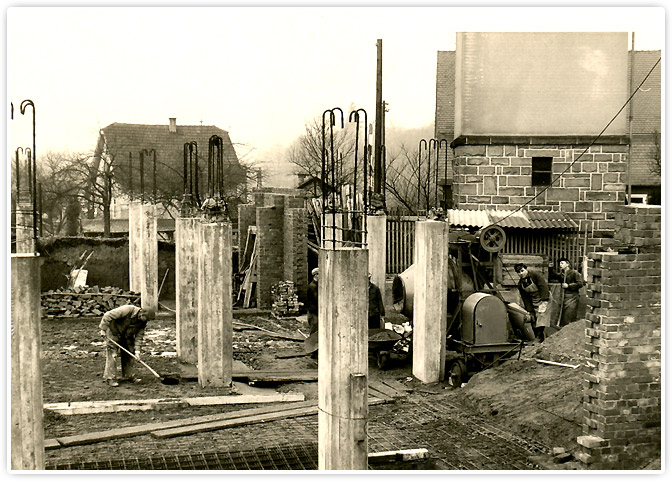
[{"xmin": 578, "ymin": 204, "xmax": 661, "ymax": 469}]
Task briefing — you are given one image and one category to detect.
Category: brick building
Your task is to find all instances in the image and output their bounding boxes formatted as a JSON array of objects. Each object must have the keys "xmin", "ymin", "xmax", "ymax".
[{"xmin": 435, "ymin": 33, "xmax": 661, "ymax": 253}]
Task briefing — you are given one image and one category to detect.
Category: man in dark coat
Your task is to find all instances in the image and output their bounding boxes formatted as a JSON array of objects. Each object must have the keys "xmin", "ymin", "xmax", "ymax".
[
  {"xmin": 368, "ymin": 274, "xmax": 385, "ymax": 329},
  {"xmin": 99, "ymin": 304, "xmax": 150, "ymax": 387},
  {"xmin": 557, "ymin": 257, "xmax": 584, "ymax": 326},
  {"xmin": 306, "ymin": 268, "xmax": 319, "ymax": 335},
  {"xmin": 515, "ymin": 263, "xmax": 551, "ymax": 342}
]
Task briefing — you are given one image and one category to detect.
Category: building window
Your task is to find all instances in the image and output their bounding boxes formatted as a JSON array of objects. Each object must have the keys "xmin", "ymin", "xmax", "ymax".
[{"xmin": 531, "ymin": 157, "xmax": 553, "ymax": 186}]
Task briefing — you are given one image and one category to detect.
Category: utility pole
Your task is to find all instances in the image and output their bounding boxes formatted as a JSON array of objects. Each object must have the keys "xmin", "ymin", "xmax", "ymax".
[
  {"xmin": 627, "ymin": 32, "xmax": 635, "ymax": 205},
  {"xmin": 374, "ymin": 39, "xmax": 383, "ymax": 194}
]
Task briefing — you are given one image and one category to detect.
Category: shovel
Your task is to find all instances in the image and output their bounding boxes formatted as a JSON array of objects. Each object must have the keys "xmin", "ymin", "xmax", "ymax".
[{"xmin": 106, "ymin": 337, "xmax": 179, "ymax": 385}]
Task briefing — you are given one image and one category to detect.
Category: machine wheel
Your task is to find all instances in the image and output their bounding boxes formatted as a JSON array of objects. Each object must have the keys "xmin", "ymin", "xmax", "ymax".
[
  {"xmin": 447, "ymin": 360, "xmax": 467, "ymax": 389},
  {"xmin": 377, "ymin": 351, "xmax": 390, "ymax": 370},
  {"xmin": 479, "ymin": 225, "xmax": 506, "ymax": 253}
]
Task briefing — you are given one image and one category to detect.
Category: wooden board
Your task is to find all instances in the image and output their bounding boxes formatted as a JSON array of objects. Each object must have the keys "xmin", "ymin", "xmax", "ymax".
[
  {"xmin": 367, "ymin": 386, "xmax": 392, "ymax": 402},
  {"xmin": 369, "ymin": 379, "xmax": 405, "ymax": 399},
  {"xmin": 45, "ymin": 393, "xmax": 305, "ymax": 415},
  {"xmin": 234, "ymin": 369, "xmax": 318, "ymax": 382},
  {"xmin": 380, "ymin": 378, "xmax": 413, "ymax": 394},
  {"xmin": 52, "ymin": 400, "xmax": 318, "ymax": 448},
  {"xmin": 152, "ymin": 397, "xmax": 386, "ymax": 439}
]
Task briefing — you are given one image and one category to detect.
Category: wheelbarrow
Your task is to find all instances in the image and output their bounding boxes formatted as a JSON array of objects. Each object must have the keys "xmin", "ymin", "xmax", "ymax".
[
  {"xmin": 303, "ymin": 328, "xmax": 411, "ymax": 370},
  {"xmin": 368, "ymin": 328, "xmax": 410, "ymax": 370}
]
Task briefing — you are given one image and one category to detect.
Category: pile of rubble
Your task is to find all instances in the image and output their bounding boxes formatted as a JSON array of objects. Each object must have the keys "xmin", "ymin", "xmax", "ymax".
[
  {"xmin": 271, "ymin": 281, "xmax": 303, "ymax": 319},
  {"xmin": 41, "ymin": 286, "xmax": 140, "ymax": 319}
]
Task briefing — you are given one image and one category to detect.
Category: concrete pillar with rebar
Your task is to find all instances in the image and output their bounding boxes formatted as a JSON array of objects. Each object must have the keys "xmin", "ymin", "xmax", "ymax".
[
  {"xmin": 197, "ymin": 221, "xmax": 233, "ymax": 387},
  {"xmin": 140, "ymin": 203, "xmax": 158, "ymax": 317},
  {"xmin": 11, "ymin": 253, "xmax": 44, "ymax": 470},
  {"xmin": 128, "ymin": 200, "xmax": 143, "ymax": 292},
  {"xmin": 176, "ymin": 216, "xmax": 199, "ymax": 365},
  {"xmin": 412, "ymin": 220, "xmax": 449, "ymax": 383},
  {"xmin": 367, "ymin": 214, "xmax": 387, "ymax": 320},
  {"xmin": 318, "ymin": 247, "xmax": 369, "ymax": 470}
]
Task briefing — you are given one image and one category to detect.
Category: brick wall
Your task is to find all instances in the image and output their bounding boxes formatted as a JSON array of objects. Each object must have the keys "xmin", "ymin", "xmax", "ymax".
[
  {"xmin": 577, "ymin": 204, "xmax": 661, "ymax": 469},
  {"xmin": 284, "ymin": 207, "xmax": 308, "ymax": 302},
  {"xmin": 239, "ymin": 192, "xmax": 309, "ymax": 309},
  {"xmin": 452, "ymin": 139, "xmax": 628, "ymax": 251},
  {"xmin": 256, "ymin": 206, "xmax": 284, "ymax": 308},
  {"xmin": 237, "ymin": 204, "xmax": 257, "ymax": 253}
]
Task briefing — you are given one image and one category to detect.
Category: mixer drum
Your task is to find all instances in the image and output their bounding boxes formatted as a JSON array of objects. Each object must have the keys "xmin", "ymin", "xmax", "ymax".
[
  {"xmin": 392, "ymin": 257, "xmax": 475, "ymax": 320},
  {"xmin": 461, "ymin": 292, "xmax": 508, "ymax": 345}
]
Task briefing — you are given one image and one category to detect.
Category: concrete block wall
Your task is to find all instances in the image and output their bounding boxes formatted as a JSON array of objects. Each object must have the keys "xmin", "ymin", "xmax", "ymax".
[
  {"xmin": 452, "ymin": 141, "xmax": 628, "ymax": 251},
  {"xmin": 577, "ymin": 204, "xmax": 661, "ymax": 469}
]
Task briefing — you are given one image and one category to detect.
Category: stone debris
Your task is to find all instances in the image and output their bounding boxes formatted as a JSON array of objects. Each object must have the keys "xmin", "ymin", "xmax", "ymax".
[{"xmin": 41, "ymin": 285, "xmax": 140, "ymax": 318}]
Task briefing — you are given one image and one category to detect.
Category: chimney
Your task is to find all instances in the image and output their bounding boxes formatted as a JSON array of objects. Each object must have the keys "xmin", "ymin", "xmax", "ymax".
[{"xmin": 169, "ymin": 118, "xmax": 177, "ymax": 133}]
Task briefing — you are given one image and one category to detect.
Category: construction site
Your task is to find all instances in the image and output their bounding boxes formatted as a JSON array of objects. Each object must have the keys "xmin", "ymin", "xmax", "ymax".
[{"xmin": 10, "ymin": 30, "xmax": 662, "ymax": 473}]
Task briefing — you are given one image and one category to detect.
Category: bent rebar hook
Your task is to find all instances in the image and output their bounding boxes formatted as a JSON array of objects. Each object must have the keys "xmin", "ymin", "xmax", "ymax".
[
  {"xmin": 321, "ymin": 108, "xmax": 344, "ymax": 249},
  {"xmin": 128, "ymin": 152, "xmax": 134, "ymax": 200},
  {"xmin": 20, "ymin": 100, "xmax": 37, "ymax": 239},
  {"xmin": 182, "ymin": 142, "xmax": 200, "ymax": 211},
  {"xmin": 348, "ymin": 108, "xmax": 369, "ymax": 246},
  {"xmin": 208, "ymin": 135, "xmax": 225, "ymax": 199},
  {"xmin": 141, "ymin": 149, "xmax": 157, "ymax": 202},
  {"xmin": 427, "ymin": 139, "xmax": 438, "ymax": 211},
  {"xmin": 417, "ymin": 139, "xmax": 427, "ymax": 214},
  {"xmin": 439, "ymin": 139, "xmax": 449, "ymax": 208}
]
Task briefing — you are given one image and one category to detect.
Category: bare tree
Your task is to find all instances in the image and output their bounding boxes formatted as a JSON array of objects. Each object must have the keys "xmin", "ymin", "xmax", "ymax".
[
  {"xmin": 649, "ymin": 130, "xmax": 661, "ymax": 176},
  {"xmin": 286, "ymin": 113, "xmax": 360, "ymax": 195}
]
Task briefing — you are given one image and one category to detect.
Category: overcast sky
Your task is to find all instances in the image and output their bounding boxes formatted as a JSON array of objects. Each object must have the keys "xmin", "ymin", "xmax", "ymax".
[{"xmin": 7, "ymin": 6, "xmax": 664, "ymax": 168}]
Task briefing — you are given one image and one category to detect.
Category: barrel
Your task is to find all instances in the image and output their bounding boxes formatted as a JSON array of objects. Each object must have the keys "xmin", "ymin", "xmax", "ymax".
[{"xmin": 506, "ymin": 302, "xmax": 535, "ymax": 341}]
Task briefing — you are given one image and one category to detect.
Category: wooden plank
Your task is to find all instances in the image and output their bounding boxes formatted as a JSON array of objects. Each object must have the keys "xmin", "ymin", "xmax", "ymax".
[
  {"xmin": 369, "ymin": 380, "xmax": 404, "ymax": 399},
  {"xmin": 44, "ymin": 439, "xmax": 61, "ymax": 451},
  {"xmin": 368, "ymin": 448, "xmax": 429, "ymax": 463},
  {"xmin": 152, "ymin": 396, "xmax": 386, "ymax": 439},
  {"xmin": 45, "ymin": 393, "xmax": 306, "ymax": 415},
  {"xmin": 380, "ymin": 378, "xmax": 413, "ymax": 394},
  {"xmin": 368, "ymin": 386, "xmax": 392, "ymax": 402},
  {"xmin": 236, "ymin": 370, "xmax": 318, "ymax": 382},
  {"xmin": 54, "ymin": 400, "xmax": 319, "ymax": 447},
  {"xmin": 151, "ymin": 405, "xmax": 319, "ymax": 439}
]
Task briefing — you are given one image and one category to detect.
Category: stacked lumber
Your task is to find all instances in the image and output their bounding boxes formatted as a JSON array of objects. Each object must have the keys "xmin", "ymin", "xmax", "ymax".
[
  {"xmin": 41, "ymin": 286, "xmax": 141, "ymax": 319},
  {"xmin": 271, "ymin": 280, "xmax": 303, "ymax": 318}
]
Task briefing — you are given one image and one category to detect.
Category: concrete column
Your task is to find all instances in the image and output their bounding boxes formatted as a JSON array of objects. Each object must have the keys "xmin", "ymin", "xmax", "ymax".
[
  {"xmin": 322, "ymin": 212, "xmax": 343, "ymax": 248},
  {"xmin": 140, "ymin": 203, "xmax": 158, "ymax": 316},
  {"xmin": 412, "ymin": 220, "xmax": 449, "ymax": 383},
  {"xmin": 176, "ymin": 216, "xmax": 199, "ymax": 365},
  {"xmin": 128, "ymin": 200, "xmax": 143, "ymax": 292},
  {"xmin": 15, "ymin": 200, "xmax": 35, "ymax": 254},
  {"xmin": 318, "ymin": 248, "xmax": 369, "ymax": 470},
  {"xmin": 367, "ymin": 214, "xmax": 387, "ymax": 310},
  {"xmin": 11, "ymin": 254, "xmax": 44, "ymax": 470},
  {"xmin": 197, "ymin": 221, "xmax": 233, "ymax": 387}
]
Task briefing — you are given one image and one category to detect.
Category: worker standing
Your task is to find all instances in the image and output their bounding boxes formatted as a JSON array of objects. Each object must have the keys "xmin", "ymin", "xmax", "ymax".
[
  {"xmin": 306, "ymin": 268, "xmax": 319, "ymax": 335},
  {"xmin": 368, "ymin": 273, "xmax": 385, "ymax": 329},
  {"xmin": 557, "ymin": 257, "xmax": 583, "ymax": 327},
  {"xmin": 514, "ymin": 263, "xmax": 551, "ymax": 343},
  {"xmin": 99, "ymin": 304, "xmax": 151, "ymax": 387}
]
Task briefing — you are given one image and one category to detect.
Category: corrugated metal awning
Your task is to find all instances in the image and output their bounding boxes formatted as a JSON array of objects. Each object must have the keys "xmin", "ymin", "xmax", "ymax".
[{"xmin": 445, "ymin": 209, "xmax": 578, "ymax": 230}]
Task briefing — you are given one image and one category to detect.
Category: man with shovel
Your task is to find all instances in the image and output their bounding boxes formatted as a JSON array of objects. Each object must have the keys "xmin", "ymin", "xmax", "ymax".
[{"xmin": 99, "ymin": 305, "xmax": 151, "ymax": 387}]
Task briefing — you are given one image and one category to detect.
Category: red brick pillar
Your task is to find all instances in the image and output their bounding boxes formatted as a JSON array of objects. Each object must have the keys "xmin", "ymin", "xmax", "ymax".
[
  {"xmin": 578, "ymin": 205, "xmax": 661, "ymax": 469},
  {"xmin": 237, "ymin": 204, "xmax": 257, "ymax": 254}
]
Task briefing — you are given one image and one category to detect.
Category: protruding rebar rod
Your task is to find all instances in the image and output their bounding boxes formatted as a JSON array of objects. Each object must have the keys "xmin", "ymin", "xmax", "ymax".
[
  {"xmin": 38, "ymin": 182, "xmax": 43, "ymax": 236},
  {"xmin": 128, "ymin": 152, "xmax": 134, "ymax": 200},
  {"xmin": 427, "ymin": 139, "xmax": 437, "ymax": 210},
  {"xmin": 191, "ymin": 141, "xmax": 200, "ymax": 206},
  {"xmin": 439, "ymin": 139, "xmax": 449, "ymax": 208},
  {"xmin": 15, "ymin": 147, "xmax": 24, "ymax": 195},
  {"xmin": 183, "ymin": 143, "xmax": 189, "ymax": 196},
  {"xmin": 417, "ymin": 139, "xmax": 427, "ymax": 214},
  {"xmin": 20, "ymin": 100, "xmax": 36, "ymax": 240}
]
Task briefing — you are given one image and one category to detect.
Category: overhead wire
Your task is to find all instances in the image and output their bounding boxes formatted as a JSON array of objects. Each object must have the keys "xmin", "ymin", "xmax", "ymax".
[{"xmin": 486, "ymin": 56, "xmax": 661, "ymax": 228}]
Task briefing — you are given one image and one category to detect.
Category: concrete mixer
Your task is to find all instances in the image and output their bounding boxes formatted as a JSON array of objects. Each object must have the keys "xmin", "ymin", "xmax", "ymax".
[{"xmin": 392, "ymin": 225, "xmax": 535, "ymax": 387}]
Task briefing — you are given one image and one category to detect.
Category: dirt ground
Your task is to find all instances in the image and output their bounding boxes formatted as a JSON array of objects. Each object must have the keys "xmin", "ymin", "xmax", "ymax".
[{"xmin": 40, "ymin": 295, "xmax": 659, "ymax": 470}]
